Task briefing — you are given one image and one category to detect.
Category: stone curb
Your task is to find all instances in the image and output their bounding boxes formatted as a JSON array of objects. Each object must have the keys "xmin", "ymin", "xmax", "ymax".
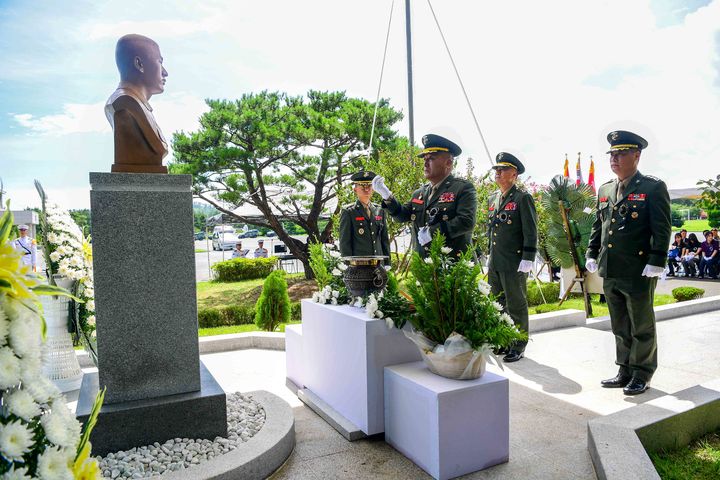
[
  {"xmin": 75, "ymin": 295, "xmax": 720, "ymax": 369},
  {"xmin": 587, "ymin": 378, "xmax": 720, "ymax": 480},
  {"xmin": 160, "ymin": 390, "xmax": 295, "ymax": 480},
  {"xmin": 585, "ymin": 294, "xmax": 720, "ymax": 331}
]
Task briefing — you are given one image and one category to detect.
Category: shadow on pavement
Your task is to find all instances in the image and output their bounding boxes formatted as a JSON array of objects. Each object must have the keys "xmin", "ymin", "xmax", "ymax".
[{"xmin": 501, "ymin": 356, "xmax": 583, "ymax": 395}]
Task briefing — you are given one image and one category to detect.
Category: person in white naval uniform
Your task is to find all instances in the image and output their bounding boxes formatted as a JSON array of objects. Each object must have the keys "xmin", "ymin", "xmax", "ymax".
[{"xmin": 12, "ymin": 224, "xmax": 37, "ymax": 271}]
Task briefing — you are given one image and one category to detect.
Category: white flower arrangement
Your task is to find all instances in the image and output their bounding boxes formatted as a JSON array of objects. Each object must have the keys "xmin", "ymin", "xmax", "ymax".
[
  {"xmin": 36, "ymin": 182, "xmax": 98, "ymax": 364},
  {"xmin": 1, "ymin": 206, "xmax": 104, "ymax": 479},
  {"xmin": 311, "ymin": 286, "xmax": 340, "ymax": 305}
]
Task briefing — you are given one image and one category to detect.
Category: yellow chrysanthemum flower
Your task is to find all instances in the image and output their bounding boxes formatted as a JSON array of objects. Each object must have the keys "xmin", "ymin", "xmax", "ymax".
[{"xmin": 73, "ymin": 442, "xmax": 101, "ymax": 480}]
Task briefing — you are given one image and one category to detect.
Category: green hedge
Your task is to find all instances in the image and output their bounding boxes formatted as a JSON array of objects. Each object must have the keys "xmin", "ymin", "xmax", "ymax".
[
  {"xmin": 672, "ymin": 286, "xmax": 704, "ymax": 302},
  {"xmin": 534, "ymin": 303, "xmax": 561, "ymax": 314},
  {"xmin": 198, "ymin": 301, "xmax": 302, "ymax": 328},
  {"xmin": 211, "ymin": 257, "xmax": 277, "ymax": 282},
  {"xmin": 526, "ymin": 281, "xmax": 561, "ymax": 307}
]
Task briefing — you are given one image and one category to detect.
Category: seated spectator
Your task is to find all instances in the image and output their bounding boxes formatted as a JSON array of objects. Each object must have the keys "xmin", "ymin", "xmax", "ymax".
[
  {"xmin": 232, "ymin": 242, "xmax": 249, "ymax": 258},
  {"xmin": 681, "ymin": 233, "xmax": 701, "ymax": 277},
  {"xmin": 254, "ymin": 239, "xmax": 269, "ymax": 258},
  {"xmin": 698, "ymin": 231, "xmax": 718, "ymax": 279},
  {"xmin": 667, "ymin": 232, "xmax": 684, "ymax": 276}
]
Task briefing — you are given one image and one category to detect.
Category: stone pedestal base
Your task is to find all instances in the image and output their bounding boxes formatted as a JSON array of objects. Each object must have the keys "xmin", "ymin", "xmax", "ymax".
[
  {"xmin": 384, "ymin": 362, "xmax": 509, "ymax": 480},
  {"xmin": 295, "ymin": 300, "xmax": 421, "ymax": 436},
  {"xmin": 76, "ymin": 361, "xmax": 227, "ymax": 456}
]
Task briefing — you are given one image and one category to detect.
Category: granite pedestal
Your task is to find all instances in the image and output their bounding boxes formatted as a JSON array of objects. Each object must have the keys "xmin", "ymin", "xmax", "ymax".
[
  {"xmin": 384, "ymin": 362, "xmax": 509, "ymax": 480},
  {"xmin": 77, "ymin": 173, "xmax": 226, "ymax": 453},
  {"xmin": 296, "ymin": 300, "xmax": 421, "ymax": 436}
]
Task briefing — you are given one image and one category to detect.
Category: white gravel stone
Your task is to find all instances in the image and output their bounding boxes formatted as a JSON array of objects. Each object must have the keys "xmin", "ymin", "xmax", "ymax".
[{"xmin": 98, "ymin": 392, "xmax": 265, "ymax": 479}]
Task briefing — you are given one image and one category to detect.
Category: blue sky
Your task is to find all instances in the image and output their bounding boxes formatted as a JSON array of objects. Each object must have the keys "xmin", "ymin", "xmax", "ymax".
[{"xmin": 1, "ymin": 0, "xmax": 718, "ymax": 209}]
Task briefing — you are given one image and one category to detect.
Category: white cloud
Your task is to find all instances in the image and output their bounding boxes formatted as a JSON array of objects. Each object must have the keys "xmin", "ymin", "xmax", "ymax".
[
  {"xmin": 85, "ymin": 19, "xmax": 218, "ymax": 41},
  {"xmin": 12, "ymin": 102, "xmax": 109, "ymax": 136}
]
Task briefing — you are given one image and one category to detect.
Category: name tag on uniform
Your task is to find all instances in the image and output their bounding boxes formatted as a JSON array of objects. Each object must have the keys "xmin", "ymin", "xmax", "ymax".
[
  {"xmin": 628, "ymin": 193, "xmax": 646, "ymax": 201},
  {"xmin": 504, "ymin": 202, "xmax": 517, "ymax": 211},
  {"xmin": 375, "ymin": 215, "xmax": 382, "ymax": 220},
  {"xmin": 599, "ymin": 196, "xmax": 608, "ymax": 202},
  {"xmin": 355, "ymin": 216, "xmax": 365, "ymax": 221},
  {"xmin": 411, "ymin": 198, "xmax": 424, "ymax": 204},
  {"xmin": 488, "ymin": 205, "xmax": 495, "ymax": 211},
  {"xmin": 439, "ymin": 192, "xmax": 455, "ymax": 203}
]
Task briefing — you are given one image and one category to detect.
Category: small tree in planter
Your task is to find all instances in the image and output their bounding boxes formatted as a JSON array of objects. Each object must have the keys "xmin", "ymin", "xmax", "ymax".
[{"xmin": 255, "ymin": 270, "xmax": 291, "ymax": 332}]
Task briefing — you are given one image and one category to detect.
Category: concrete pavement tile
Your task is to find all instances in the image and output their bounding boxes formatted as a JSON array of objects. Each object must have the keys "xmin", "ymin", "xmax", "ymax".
[
  {"xmin": 292, "ymin": 413, "xmax": 355, "ymax": 461},
  {"xmin": 269, "ymin": 452, "xmax": 322, "ymax": 480},
  {"xmin": 308, "ymin": 440, "xmax": 431, "ymax": 479}
]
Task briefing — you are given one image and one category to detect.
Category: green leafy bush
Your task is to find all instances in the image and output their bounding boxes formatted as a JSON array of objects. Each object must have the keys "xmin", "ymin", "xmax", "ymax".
[
  {"xmin": 211, "ymin": 257, "xmax": 277, "ymax": 282},
  {"xmin": 407, "ymin": 233, "xmax": 527, "ymax": 350},
  {"xmin": 255, "ymin": 270, "xmax": 292, "ymax": 332},
  {"xmin": 526, "ymin": 281, "xmax": 561, "ymax": 306},
  {"xmin": 672, "ymin": 286, "xmax": 704, "ymax": 302},
  {"xmin": 198, "ymin": 301, "xmax": 301, "ymax": 328},
  {"xmin": 290, "ymin": 302, "xmax": 301, "ymax": 322}
]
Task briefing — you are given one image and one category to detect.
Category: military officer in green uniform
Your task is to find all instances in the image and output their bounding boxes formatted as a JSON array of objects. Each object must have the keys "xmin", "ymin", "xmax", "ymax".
[
  {"xmin": 371, "ymin": 134, "xmax": 477, "ymax": 258},
  {"xmin": 487, "ymin": 153, "xmax": 537, "ymax": 362},
  {"xmin": 586, "ymin": 130, "xmax": 671, "ymax": 395},
  {"xmin": 339, "ymin": 170, "xmax": 391, "ymax": 265}
]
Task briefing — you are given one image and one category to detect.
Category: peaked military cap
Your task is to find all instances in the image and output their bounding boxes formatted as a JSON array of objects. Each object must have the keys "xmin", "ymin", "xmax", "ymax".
[
  {"xmin": 417, "ymin": 134, "xmax": 462, "ymax": 158},
  {"xmin": 350, "ymin": 170, "xmax": 377, "ymax": 184},
  {"xmin": 606, "ymin": 130, "xmax": 648, "ymax": 154},
  {"xmin": 492, "ymin": 152, "xmax": 525, "ymax": 175},
  {"xmin": 17, "ymin": 224, "xmax": 29, "ymax": 230}
]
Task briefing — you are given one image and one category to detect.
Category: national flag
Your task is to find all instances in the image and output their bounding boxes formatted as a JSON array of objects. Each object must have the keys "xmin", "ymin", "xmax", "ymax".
[
  {"xmin": 588, "ymin": 156, "xmax": 596, "ymax": 193},
  {"xmin": 575, "ymin": 152, "xmax": 583, "ymax": 186},
  {"xmin": 563, "ymin": 154, "xmax": 569, "ymax": 178}
]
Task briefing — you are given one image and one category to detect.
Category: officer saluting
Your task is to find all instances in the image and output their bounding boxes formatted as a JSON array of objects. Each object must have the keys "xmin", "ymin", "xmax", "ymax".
[
  {"xmin": 586, "ymin": 130, "xmax": 671, "ymax": 395},
  {"xmin": 487, "ymin": 153, "xmax": 537, "ymax": 362},
  {"xmin": 339, "ymin": 170, "xmax": 391, "ymax": 264},
  {"xmin": 372, "ymin": 134, "xmax": 477, "ymax": 258},
  {"xmin": 12, "ymin": 224, "xmax": 38, "ymax": 271}
]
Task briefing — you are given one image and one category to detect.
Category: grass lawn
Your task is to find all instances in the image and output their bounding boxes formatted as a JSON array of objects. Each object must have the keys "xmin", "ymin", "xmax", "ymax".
[
  {"xmin": 198, "ymin": 321, "xmax": 301, "ymax": 337},
  {"xmin": 680, "ymin": 219, "xmax": 711, "ymax": 232},
  {"xmin": 651, "ymin": 431, "xmax": 720, "ymax": 479},
  {"xmin": 532, "ymin": 293, "xmax": 676, "ymax": 317},
  {"xmin": 197, "ymin": 273, "xmax": 308, "ymax": 309},
  {"xmin": 195, "ymin": 248, "xmax": 208, "ymax": 253}
]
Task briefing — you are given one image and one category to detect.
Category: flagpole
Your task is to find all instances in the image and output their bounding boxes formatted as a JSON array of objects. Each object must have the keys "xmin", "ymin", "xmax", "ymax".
[{"xmin": 405, "ymin": 0, "xmax": 415, "ymax": 146}]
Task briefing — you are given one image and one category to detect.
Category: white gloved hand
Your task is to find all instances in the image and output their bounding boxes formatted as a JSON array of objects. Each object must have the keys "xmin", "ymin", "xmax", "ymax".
[
  {"xmin": 517, "ymin": 259, "xmax": 533, "ymax": 273},
  {"xmin": 642, "ymin": 264, "xmax": 665, "ymax": 278},
  {"xmin": 384, "ymin": 265, "xmax": 392, "ymax": 271},
  {"xmin": 585, "ymin": 258, "xmax": 598, "ymax": 273},
  {"xmin": 675, "ymin": 256, "xmax": 682, "ymax": 261},
  {"xmin": 418, "ymin": 226, "xmax": 432, "ymax": 246},
  {"xmin": 704, "ymin": 256, "xmax": 711, "ymax": 261},
  {"xmin": 371, "ymin": 175, "xmax": 392, "ymax": 200}
]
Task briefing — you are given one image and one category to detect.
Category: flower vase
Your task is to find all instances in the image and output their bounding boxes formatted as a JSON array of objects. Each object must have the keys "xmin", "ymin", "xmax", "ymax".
[
  {"xmin": 404, "ymin": 329, "xmax": 487, "ymax": 380},
  {"xmin": 39, "ymin": 275, "xmax": 83, "ymax": 392}
]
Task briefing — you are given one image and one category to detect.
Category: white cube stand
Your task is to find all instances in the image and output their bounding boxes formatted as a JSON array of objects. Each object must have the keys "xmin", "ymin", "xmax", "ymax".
[
  {"xmin": 297, "ymin": 299, "xmax": 421, "ymax": 436},
  {"xmin": 285, "ymin": 324, "xmax": 304, "ymax": 391},
  {"xmin": 384, "ymin": 361, "xmax": 509, "ymax": 480}
]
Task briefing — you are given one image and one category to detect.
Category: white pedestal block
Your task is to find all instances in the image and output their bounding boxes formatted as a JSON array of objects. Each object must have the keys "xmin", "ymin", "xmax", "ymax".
[
  {"xmin": 384, "ymin": 361, "xmax": 509, "ymax": 480},
  {"xmin": 285, "ymin": 324, "xmax": 304, "ymax": 390},
  {"xmin": 300, "ymin": 300, "xmax": 422, "ymax": 435}
]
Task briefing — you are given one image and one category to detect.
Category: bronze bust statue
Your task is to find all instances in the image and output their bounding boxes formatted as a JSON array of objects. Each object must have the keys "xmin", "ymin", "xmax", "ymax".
[{"xmin": 105, "ymin": 34, "xmax": 168, "ymax": 173}]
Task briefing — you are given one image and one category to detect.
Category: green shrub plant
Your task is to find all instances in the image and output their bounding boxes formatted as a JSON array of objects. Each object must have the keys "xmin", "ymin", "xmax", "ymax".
[
  {"xmin": 255, "ymin": 270, "xmax": 292, "ymax": 332},
  {"xmin": 211, "ymin": 257, "xmax": 276, "ymax": 282},
  {"xmin": 672, "ymin": 286, "xmax": 704, "ymax": 302}
]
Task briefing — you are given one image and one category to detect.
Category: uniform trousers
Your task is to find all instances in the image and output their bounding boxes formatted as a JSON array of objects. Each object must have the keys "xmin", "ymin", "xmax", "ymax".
[
  {"xmin": 603, "ymin": 277, "xmax": 658, "ymax": 382},
  {"xmin": 488, "ymin": 269, "xmax": 529, "ymax": 349}
]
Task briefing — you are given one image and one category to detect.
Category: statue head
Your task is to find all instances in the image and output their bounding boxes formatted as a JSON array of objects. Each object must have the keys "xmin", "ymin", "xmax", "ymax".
[{"xmin": 115, "ymin": 34, "xmax": 168, "ymax": 101}]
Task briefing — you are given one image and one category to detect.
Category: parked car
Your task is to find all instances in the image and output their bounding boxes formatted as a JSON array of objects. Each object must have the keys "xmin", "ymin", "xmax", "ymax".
[
  {"xmin": 266, "ymin": 230, "xmax": 277, "ymax": 237},
  {"xmin": 194, "ymin": 231, "xmax": 207, "ymax": 241},
  {"xmin": 239, "ymin": 229, "xmax": 259, "ymax": 238},
  {"xmin": 212, "ymin": 231, "xmax": 241, "ymax": 251}
]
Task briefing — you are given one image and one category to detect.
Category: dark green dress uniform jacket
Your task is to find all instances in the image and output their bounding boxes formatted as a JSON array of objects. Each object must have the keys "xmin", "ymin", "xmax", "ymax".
[
  {"xmin": 339, "ymin": 201, "xmax": 391, "ymax": 264},
  {"xmin": 586, "ymin": 171, "xmax": 671, "ymax": 283},
  {"xmin": 382, "ymin": 174, "xmax": 477, "ymax": 258},
  {"xmin": 487, "ymin": 185, "xmax": 538, "ymax": 272}
]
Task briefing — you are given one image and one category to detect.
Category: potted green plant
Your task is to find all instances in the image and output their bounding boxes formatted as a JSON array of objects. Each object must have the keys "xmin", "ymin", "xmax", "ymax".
[{"xmin": 402, "ymin": 233, "xmax": 527, "ymax": 379}]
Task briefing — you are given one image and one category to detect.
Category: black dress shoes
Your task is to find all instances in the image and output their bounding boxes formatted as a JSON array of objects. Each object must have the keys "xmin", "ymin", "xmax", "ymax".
[
  {"xmin": 503, "ymin": 350, "xmax": 524, "ymax": 362},
  {"xmin": 600, "ymin": 373, "xmax": 632, "ymax": 388},
  {"xmin": 623, "ymin": 377, "xmax": 649, "ymax": 395}
]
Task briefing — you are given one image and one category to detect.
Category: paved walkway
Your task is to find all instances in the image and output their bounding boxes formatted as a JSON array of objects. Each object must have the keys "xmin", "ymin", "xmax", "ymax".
[{"xmin": 70, "ymin": 309, "xmax": 720, "ymax": 479}]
